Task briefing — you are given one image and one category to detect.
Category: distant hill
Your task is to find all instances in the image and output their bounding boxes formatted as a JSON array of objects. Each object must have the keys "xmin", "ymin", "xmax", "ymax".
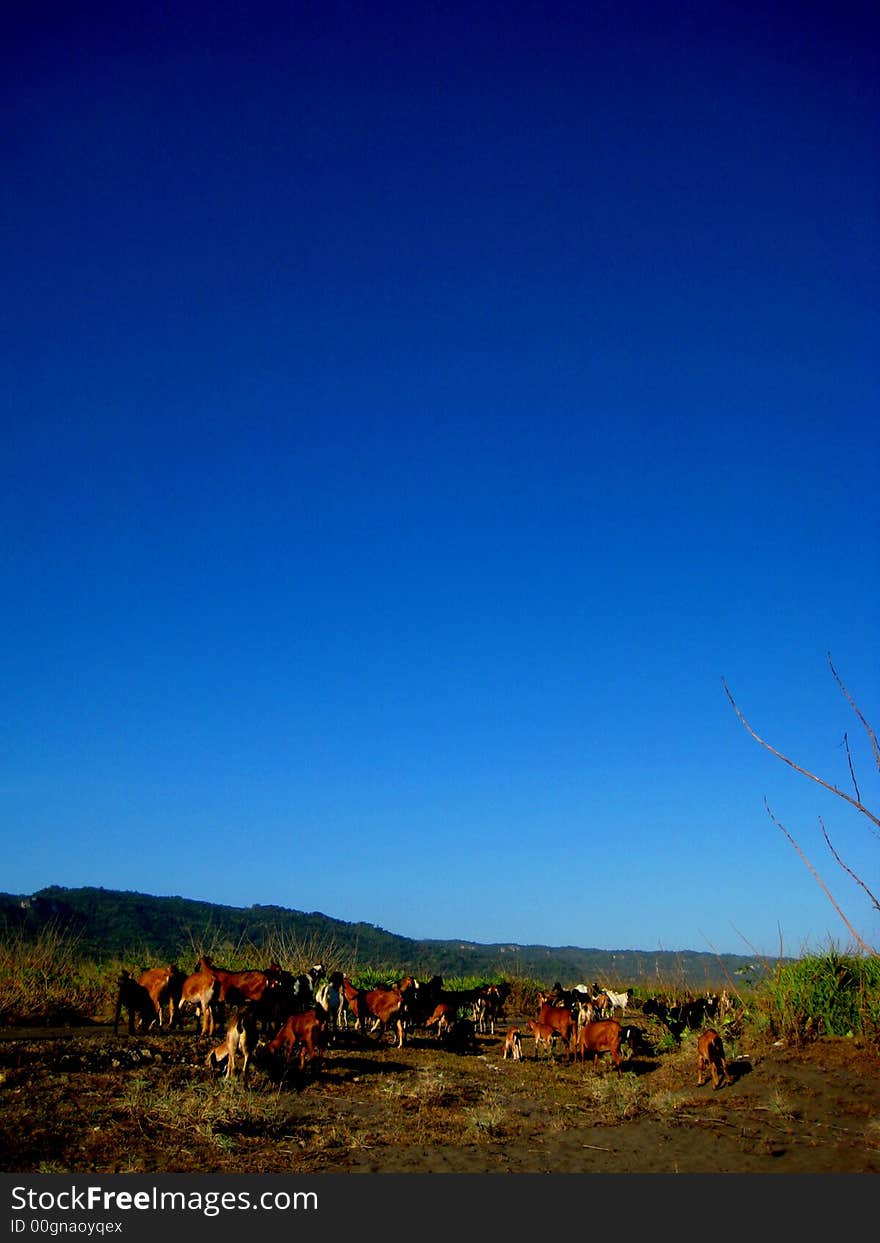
[{"xmin": 0, "ymin": 885, "xmax": 770, "ymax": 989}]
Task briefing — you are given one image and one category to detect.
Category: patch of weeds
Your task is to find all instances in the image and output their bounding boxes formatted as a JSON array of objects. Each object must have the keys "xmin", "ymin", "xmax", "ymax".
[
  {"xmin": 411, "ymin": 1068, "xmax": 453, "ymax": 1108},
  {"xmin": 278, "ymin": 1122, "xmax": 327, "ymax": 1153},
  {"xmin": 586, "ymin": 1073, "xmax": 645, "ymax": 1121},
  {"xmin": 766, "ymin": 1087, "xmax": 798, "ymax": 1120},
  {"xmin": 121, "ymin": 1076, "xmax": 159, "ymax": 1133},
  {"xmin": 653, "ymin": 1030, "xmax": 680, "ymax": 1055},
  {"xmin": 721, "ymin": 1035, "xmax": 739, "ymax": 1060},
  {"xmin": 464, "ymin": 1093, "xmax": 505, "ymax": 1141},
  {"xmin": 748, "ymin": 1009, "xmax": 777, "ymax": 1042},
  {"xmin": 120, "ymin": 1076, "xmax": 299, "ymax": 1152},
  {"xmin": 649, "ymin": 1089, "xmax": 683, "ymax": 1119},
  {"xmin": 377, "ymin": 1077, "xmax": 409, "ymax": 1101},
  {"xmin": 677, "ymin": 1029, "xmax": 701, "ymax": 1053},
  {"xmin": 321, "ymin": 1121, "xmax": 365, "ymax": 1151},
  {"xmin": 864, "ymin": 1118, "xmax": 880, "ymax": 1150},
  {"xmin": 758, "ymin": 950, "xmax": 880, "ymax": 1042},
  {"xmin": 123, "ymin": 1075, "xmax": 152, "ymax": 1097}
]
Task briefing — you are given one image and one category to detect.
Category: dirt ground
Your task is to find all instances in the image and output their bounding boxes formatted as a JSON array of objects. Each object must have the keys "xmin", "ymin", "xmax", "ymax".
[{"xmin": 1, "ymin": 1009, "xmax": 878, "ymax": 1176}]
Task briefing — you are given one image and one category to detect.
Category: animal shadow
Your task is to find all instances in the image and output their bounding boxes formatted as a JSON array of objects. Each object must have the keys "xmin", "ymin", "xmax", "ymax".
[
  {"xmin": 726, "ymin": 1057, "xmax": 752, "ymax": 1083},
  {"xmin": 325, "ymin": 1055, "xmax": 409, "ymax": 1082}
]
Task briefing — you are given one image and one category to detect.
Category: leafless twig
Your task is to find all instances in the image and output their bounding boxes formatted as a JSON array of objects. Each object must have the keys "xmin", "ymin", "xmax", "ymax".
[
  {"xmin": 763, "ymin": 800, "xmax": 874, "ymax": 954},
  {"xmin": 828, "ymin": 652, "xmax": 880, "ymax": 775},
  {"xmin": 842, "ymin": 733, "xmax": 862, "ymax": 805},
  {"xmin": 819, "ymin": 816, "xmax": 880, "ymax": 915},
  {"xmin": 722, "ymin": 679, "xmax": 880, "ymax": 834}
]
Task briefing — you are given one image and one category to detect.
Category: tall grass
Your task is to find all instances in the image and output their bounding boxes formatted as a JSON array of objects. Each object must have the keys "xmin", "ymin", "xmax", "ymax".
[
  {"xmin": 0, "ymin": 923, "xmax": 121, "ymax": 1024},
  {"xmin": 757, "ymin": 947, "xmax": 880, "ymax": 1044},
  {"xmin": 176, "ymin": 927, "xmax": 354, "ymax": 978}
]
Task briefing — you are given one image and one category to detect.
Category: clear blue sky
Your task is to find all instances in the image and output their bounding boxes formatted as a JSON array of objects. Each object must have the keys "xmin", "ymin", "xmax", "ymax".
[{"xmin": 3, "ymin": 1, "xmax": 877, "ymax": 958}]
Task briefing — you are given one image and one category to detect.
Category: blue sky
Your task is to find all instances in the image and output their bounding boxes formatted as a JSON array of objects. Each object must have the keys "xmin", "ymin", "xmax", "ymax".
[{"xmin": 3, "ymin": 1, "xmax": 878, "ymax": 958}]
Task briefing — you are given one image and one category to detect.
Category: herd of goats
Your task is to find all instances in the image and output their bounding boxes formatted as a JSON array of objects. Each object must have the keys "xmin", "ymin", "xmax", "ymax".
[{"xmin": 113, "ymin": 957, "xmax": 735, "ymax": 1092}]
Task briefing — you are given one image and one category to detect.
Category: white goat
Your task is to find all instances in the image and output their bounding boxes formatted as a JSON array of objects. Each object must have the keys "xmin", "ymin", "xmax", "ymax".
[
  {"xmin": 472, "ymin": 995, "xmax": 489, "ymax": 1033},
  {"xmin": 314, "ymin": 971, "xmax": 347, "ymax": 1033},
  {"xmin": 602, "ymin": 987, "xmax": 633, "ymax": 1016}
]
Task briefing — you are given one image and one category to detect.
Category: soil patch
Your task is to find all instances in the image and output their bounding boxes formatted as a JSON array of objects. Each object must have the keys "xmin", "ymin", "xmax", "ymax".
[{"xmin": 1, "ymin": 1015, "xmax": 877, "ymax": 1175}]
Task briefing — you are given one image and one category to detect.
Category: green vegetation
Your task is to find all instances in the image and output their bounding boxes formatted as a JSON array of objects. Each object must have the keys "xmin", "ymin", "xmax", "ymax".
[{"xmin": 758, "ymin": 946, "xmax": 880, "ymax": 1044}]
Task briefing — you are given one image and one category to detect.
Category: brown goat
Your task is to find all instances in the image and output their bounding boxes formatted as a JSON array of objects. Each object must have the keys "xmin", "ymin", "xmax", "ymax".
[
  {"xmin": 425, "ymin": 1001, "xmax": 459, "ymax": 1038},
  {"xmin": 526, "ymin": 1019, "xmax": 562, "ymax": 1060},
  {"xmin": 179, "ymin": 963, "xmax": 219, "ymax": 1036},
  {"xmin": 137, "ymin": 964, "xmax": 185, "ymax": 1028},
  {"xmin": 575, "ymin": 1019, "xmax": 624, "ymax": 1072},
  {"xmin": 266, "ymin": 1008, "xmax": 326, "ymax": 1073},
  {"xmin": 342, "ymin": 978, "xmax": 407, "ymax": 1047},
  {"xmin": 537, "ymin": 1001, "xmax": 576, "ymax": 1061},
  {"xmin": 362, "ymin": 986, "xmax": 407, "ymax": 1047},
  {"xmin": 697, "ymin": 1028, "xmax": 732, "ymax": 1089}
]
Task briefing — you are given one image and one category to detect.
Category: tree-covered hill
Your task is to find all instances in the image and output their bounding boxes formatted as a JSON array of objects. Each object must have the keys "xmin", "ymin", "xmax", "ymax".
[{"xmin": 0, "ymin": 885, "xmax": 768, "ymax": 988}]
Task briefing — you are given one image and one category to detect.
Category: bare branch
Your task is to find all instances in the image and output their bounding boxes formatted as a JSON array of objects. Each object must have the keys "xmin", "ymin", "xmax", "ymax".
[
  {"xmin": 763, "ymin": 800, "xmax": 876, "ymax": 954},
  {"xmin": 729, "ymin": 921, "xmax": 785, "ymax": 970},
  {"xmin": 819, "ymin": 815, "xmax": 880, "ymax": 915},
  {"xmin": 828, "ymin": 652, "xmax": 880, "ymax": 775},
  {"xmin": 842, "ymin": 732, "xmax": 862, "ymax": 804},
  {"xmin": 722, "ymin": 678, "xmax": 880, "ymax": 834}
]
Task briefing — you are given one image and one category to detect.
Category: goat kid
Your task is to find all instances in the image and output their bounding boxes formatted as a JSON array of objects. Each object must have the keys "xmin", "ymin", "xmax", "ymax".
[
  {"xmin": 526, "ymin": 1019, "xmax": 563, "ymax": 1061},
  {"xmin": 502, "ymin": 1027, "xmax": 524, "ymax": 1061},
  {"xmin": 206, "ymin": 1005, "xmax": 258, "ymax": 1087}
]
